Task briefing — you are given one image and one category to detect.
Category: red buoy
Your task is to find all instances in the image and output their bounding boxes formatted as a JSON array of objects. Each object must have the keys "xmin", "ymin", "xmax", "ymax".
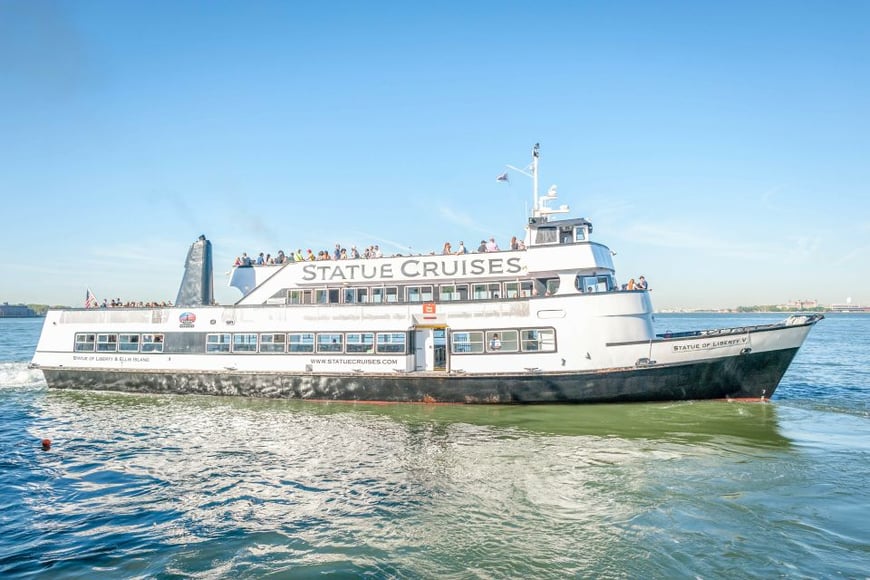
[{"xmin": 41, "ymin": 438, "xmax": 52, "ymax": 450}]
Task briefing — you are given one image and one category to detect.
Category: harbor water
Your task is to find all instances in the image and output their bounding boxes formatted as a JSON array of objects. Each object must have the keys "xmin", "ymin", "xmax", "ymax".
[{"xmin": 1, "ymin": 314, "xmax": 867, "ymax": 578}]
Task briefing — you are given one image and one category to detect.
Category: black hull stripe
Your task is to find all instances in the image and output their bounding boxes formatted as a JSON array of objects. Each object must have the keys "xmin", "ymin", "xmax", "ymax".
[{"xmin": 40, "ymin": 348, "xmax": 800, "ymax": 404}]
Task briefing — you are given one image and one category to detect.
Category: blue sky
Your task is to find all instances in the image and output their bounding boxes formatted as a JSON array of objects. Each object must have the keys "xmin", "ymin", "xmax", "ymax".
[{"xmin": 1, "ymin": 0, "xmax": 868, "ymax": 310}]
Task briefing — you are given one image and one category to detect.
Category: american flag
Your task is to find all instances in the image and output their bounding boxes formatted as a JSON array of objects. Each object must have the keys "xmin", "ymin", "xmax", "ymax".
[{"xmin": 85, "ymin": 288, "xmax": 98, "ymax": 308}]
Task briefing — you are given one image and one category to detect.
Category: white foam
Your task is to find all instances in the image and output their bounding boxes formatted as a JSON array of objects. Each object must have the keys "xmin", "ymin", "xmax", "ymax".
[{"xmin": 0, "ymin": 362, "xmax": 47, "ymax": 388}]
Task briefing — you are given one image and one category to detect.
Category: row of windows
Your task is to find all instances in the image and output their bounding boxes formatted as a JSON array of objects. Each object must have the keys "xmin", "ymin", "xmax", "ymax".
[
  {"xmin": 75, "ymin": 333, "xmax": 164, "ymax": 353},
  {"xmin": 72, "ymin": 328, "xmax": 557, "ymax": 356},
  {"xmin": 282, "ymin": 274, "xmax": 618, "ymax": 305},
  {"xmin": 205, "ymin": 332, "xmax": 408, "ymax": 354},
  {"xmin": 451, "ymin": 328, "xmax": 556, "ymax": 354},
  {"xmin": 287, "ymin": 279, "xmax": 553, "ymax": 305}
]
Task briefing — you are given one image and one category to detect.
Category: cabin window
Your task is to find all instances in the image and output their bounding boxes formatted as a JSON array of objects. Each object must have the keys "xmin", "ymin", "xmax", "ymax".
[
  {"xmin": 74, "ymin": 333, "xmax": 96, "ymax": 352},
  {"xmin": 487, "ymin": 330, "xmax": 518, "ymax": 352},
  {"xmin": 440, "ymin": 284, "xmax": 468, "ymax": 301},
  {"xmin": 542, "ymin": 278, "xmax": 560, "ymax": 296},
  {"xmin": 504, "ymin": 282, "xmax": 520, "ymax": 299},
  {"xmin": 521, "ymin": 328, "xmax": 556, "ymax": 352},
  {"xmin": 577, "ymin": 275, "xmax": 611, "ymax": 293},
  {"xmin": 406, "ymin": 285, "xmax": 433, "ymax": 303},
  {"xmin": 535, "ymin": 227, "xmax": 557, "ymax": 244},
  {"xmin": 346, "ymin": 332, "xmax": 375, "ymax": 354},
  {"xmin": 288, "ymin": 289, "xmax": 314, "ymax": 305},
  {"xmin": 376, "ymin": 332, "xmax": 406, "ymax": 354},
  {"xmin": 119, "ymin": 334, "xmax": 140, "ymax": 352},
  {"xmin": 142, "ymin": 334, "xmax": 164, "ymax": 353},
  {"xmin": 473, "ymin": 283, "xmax": 501, "ymax": 299},
  {"xmin": 370, "ymin": 287, "xmax": 384, "ymax": 303},
  {"xmin": 385, "ymin": 287, "xmax": 399, "ymax": 303},
  {"xmin": 260, "ymin": 333, "xmax": 286, "ymax": 353},
  {"xmin": 574, "ymin": 227, "xmax": 587, "ymax": 242},
  {"xmin": 317, "ymin": 333, "xmax": 343, "ymax": 353},
  {"xmin": 451, "ymin": 331, "xmax": 484, "ymax": 354},
  {"xmin": 232, "ymin": 333, "xmax": 258, "ymax": 353},
  {"xmin": 344, "ymin": 288, "xmax": 367, "ymax": 304},
  {"xmin": 288, "ymin": 333, "xmax": 315, "ymax": 353},
  {"xmin": 96, "ymin": 334, "xmax": 118, "ymax": 352},
  {"xmin": 315, "ymin": 289, "xmax": 340, "ymax": 304},
  {"xmin": 206, "ymin": 333, "xmax": 231, "ymax": 353},
  {"xmin": 520, "ymin": 280, "xmax": 534, "ymax": 297}
]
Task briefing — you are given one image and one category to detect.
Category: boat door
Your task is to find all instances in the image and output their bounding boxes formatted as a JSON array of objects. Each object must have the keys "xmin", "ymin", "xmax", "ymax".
[{"xmin": 414, "ymin": 326, "xmax": 448, "ymax": 371}]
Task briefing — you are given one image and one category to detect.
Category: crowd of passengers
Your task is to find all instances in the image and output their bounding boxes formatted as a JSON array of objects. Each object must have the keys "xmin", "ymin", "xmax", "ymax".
[
  {"xmin": 100, "ymin": 299, "xmax": 174, "ymax": 308},
  {"xmin": 234, "ymin": 236, "xmax": 526, "ymax": 267}
]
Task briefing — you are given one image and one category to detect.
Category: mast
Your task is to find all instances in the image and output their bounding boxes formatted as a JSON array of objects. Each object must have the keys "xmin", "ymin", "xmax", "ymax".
[{"xmin": 532, "ymin": 142, "xmax": 540, "ymax": 214}]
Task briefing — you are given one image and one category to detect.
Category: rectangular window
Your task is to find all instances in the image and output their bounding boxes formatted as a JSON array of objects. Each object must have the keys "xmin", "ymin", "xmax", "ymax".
[
  {"xmin": 377, "ymin": 332, "xmax": 406, "ymax": 354},
  {"xmin": 440, "ymin": 285, "xmax": 458, "ymax": 301},
  {"xmin": 406, "ymin": 286, "xmax": 432, "ymax": 302},
  {"xmin": 288, "ymin": 289, "xmax": 313, "ymax": 305},
  {"xmin": 317, "ymin": 333, "xmax": 343, "ymax": 353},
  {"xmin": 315, "ymin": 289, "xmax": 329, "ymax": 304},
  {"xmin": 233, "ymin": 333, "xmax": 258, "ymax": 353},
  {"xmin": 206, "ymin": 333, "xmax": 232, "ymax": 353},
  {"xmin": 575, "ymin": 227, "xmax": 587, "ymax": 242},
  {"xmin": 288, "ymin": 333, "xmax": 315, "ymax": 353},
  {"xmin": 385, "ymin": 287, "xmax": 399, "ymax": 303},
  {"xmin": 96, "ymin": 334, "xmax": 118, "ymax": 352},
  {"xmin": 119, "ymin": 334, "xmax": 140, "ymax": 352},
  {"xmin": 346, "ymin": 332, "xmax": 375, "ymax": 354},
  {"xmin": 260, "ymin": 333, "xmax": 286, "ymax": 353},
  {"xmin": 356, "ymin": 288, "xmax": 368, "ymax": 303},
  {"xmin": 472, "ymin": 284, "xmax": 488, "ymax": 300},
  {"xmin": 74, "ymin": 333, "xmax": 96, "ymax": 352},
  {"xmin": 487, "ymin": 329, "xmax": 518, "ymax": 352},
  {"xmin": 520, "ymin": 281, "xmax": 534, "ymax": 297},
  {"xmin": 521, "ymin": 328, "xmax": 556, "ymax": 352},
  {"xmin": 535, "ymin": 227, "xmax": 557, "ymax": 244},
  {"xmin": 504, "ymin": 282, "xmax": 520, "ymax": 299},
  {"xmin": 451, "ymin": 331, "xmax": 484, "ymax": 354},
  {"xmin": 142, "ymin": 334, "xmax": 164, "ymax": 353},
  {"xmin": 371, "ymin": 287, "xmax": 384, "ymax": 303}
]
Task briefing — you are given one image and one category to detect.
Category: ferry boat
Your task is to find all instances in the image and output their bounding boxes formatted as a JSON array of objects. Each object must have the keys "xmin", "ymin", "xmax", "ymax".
[{"xmin": 30, "ymin": 146, "xmax": 822, "ymax": 404}]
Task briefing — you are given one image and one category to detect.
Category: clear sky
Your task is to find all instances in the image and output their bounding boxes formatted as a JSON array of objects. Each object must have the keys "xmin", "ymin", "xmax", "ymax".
[{"xmin": 1, "ymin": 0, "xmax": 868, "ymax": 310}]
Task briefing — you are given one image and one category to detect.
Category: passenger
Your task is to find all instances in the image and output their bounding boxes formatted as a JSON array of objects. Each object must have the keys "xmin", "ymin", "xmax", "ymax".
[
  {"xmin": 294, "ymin": 249, "xmax": 304, "ymax": 262},
  {"xmin": 442, "ymin": 242, "xmax": 452, "ymax": 255},
  {"xmin": 340, "ymin": 248, "xmax": 348, "ymax": 260},
  {"xmin": 374, "ymin": 245, "xmax": 383, "ymax": 258},
  {"xmin": 265, "ymin": 253, "xmax": 273, "ymax": 264},
  {"xmin": 627, "ymin": 278, "xmax": 636, "ymax": 290},
  {"xmin": 256, "ymin": 252, "xmax": 265, "ymax": 265},
  {"xmin": 489, "ymin": 333, "xmax": 502, "ymax": 350},
  {"xmin": 306, "ymin": 249, "xmax": 316, "ymax": 261},
  {"xmin": 510, "ymin": 236, "xmax": 519, "ymax": 250},
  {"xmin": 350, "ymin": 246, "xmax": 360, "ymax": 259},
  {"xmin": 276, "ymin": 250, "xmax": 286, "ymax": 264},
  {"xmin": 636, "ymin": 276, "xmax": 648, "ymax": 290},
  {"xmin": 477, "ymin": 240, "xmax": 487, "ymax": 253},
  {"xmin": 333, "ymin": 243, "xmax": 341, "ymax": 261},
  {"xmin": 234, "ymin": 256, "xmax": 242, "ymax": 267},
  {"xmin": 486, "ymin": 237, "xmax": 499, "ymax": 252},
  {"xmin": 517, "ymin": 240, "xmax": 526, "ymax": 250},
  {"xmin": 455, "ymin": 241, "xmax": 467, "ymax": 254}
]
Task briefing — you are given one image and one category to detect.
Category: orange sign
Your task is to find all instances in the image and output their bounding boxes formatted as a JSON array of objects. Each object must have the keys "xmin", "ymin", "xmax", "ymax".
[{"xmin": 423, "ymin": 302, "xmax": 436, "ymax": 318}]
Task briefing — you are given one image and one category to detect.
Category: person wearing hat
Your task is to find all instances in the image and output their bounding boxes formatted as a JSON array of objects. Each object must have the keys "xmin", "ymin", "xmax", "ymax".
[{"xmin": 477, "ymin": 240, "xmax": 487, "ymax": 253}]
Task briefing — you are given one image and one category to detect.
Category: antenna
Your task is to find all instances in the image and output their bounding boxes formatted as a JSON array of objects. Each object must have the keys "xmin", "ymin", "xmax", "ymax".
[{"xmin": 502, "ymin": 143, "xmax": 569, "ymax": 218}]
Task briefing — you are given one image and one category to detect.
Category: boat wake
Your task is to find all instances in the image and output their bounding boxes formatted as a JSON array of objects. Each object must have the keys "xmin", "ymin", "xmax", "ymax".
[{"xmin": 0, "ymin": 362, "xmax": 47, "ymax": 389}]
